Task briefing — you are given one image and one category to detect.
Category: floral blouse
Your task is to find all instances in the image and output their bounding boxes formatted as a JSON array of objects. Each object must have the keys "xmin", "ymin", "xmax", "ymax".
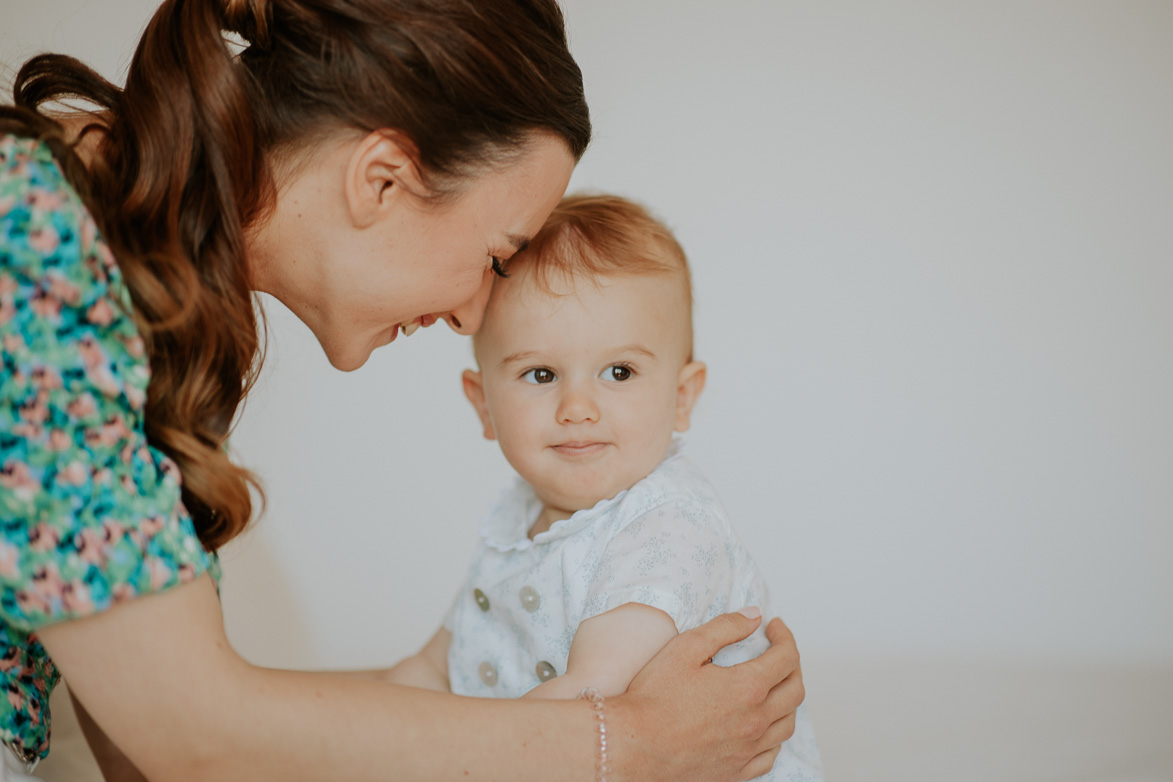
[{"xmin": 1, "ymin": 134, "xmax": 215, "ymax": 769}]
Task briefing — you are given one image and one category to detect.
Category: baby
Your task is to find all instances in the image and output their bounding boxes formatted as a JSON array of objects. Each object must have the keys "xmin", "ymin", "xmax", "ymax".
[{"xmin": 391, "ymin": 194, "xmax": 821, "ymax": 779}]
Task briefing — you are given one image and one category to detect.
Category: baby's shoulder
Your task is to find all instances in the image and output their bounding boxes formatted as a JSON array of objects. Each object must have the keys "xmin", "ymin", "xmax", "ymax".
[{"xmin": 608, "ymin": 456, "xmax": 733, "ymax": 540}]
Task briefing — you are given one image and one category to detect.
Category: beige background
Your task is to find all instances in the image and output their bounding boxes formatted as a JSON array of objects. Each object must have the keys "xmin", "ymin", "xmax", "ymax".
[{"xmin": 3, "ymin": 1, "xmax": 1172, "ymax": 780}]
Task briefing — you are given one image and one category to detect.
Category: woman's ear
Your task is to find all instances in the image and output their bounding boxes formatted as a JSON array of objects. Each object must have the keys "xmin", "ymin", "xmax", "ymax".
[
  {"xmin": 344, "ymin": 129, "xmax": 426, "ymax": 228},
  {"xmin": 461, "ymin": 369, "xmax": 497, "ymax": 440},
  {"xmin": 673, "ymin": 361, "xmax": 707, "ymax": 433}
]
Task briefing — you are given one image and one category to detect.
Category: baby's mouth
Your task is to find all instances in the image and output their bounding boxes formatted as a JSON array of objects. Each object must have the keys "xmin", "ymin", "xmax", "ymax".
[{"xmin": 551, "ymin": 441, "xmax": 608, "ymax": 456}]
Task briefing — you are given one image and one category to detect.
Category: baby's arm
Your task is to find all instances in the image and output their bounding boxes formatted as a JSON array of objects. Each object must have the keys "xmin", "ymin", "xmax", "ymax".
[
  {"xmin": 522, "ymin": 603, "xmax": 678, "ymax": 699},
  {"xmin": 383, "ymin": 627, "xmax": 452, "ymax": 692}
]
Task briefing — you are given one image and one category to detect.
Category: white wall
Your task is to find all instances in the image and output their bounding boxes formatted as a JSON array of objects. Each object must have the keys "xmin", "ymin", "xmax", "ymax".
[{"xmin": 4, "ymin": 1, "xmax": 1170, "ymax": 671}]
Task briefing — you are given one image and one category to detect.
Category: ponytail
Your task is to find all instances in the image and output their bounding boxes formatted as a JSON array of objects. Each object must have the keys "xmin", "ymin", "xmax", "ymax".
[
  {"xmin": 4, "ymin": 0, "xmax": 590, "ymax": 550},
  {"xmin": 5, "ymin": 0, "xmax": 268, "ymax": 550}
]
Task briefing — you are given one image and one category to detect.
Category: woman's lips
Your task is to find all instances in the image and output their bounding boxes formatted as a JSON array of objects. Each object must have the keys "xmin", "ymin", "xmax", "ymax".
[
  {"xmin": 550, "ymin": 442, "xmax": 608, "ymax": 457},
  {"xmin": 400, "ymin": 314, "xmax": 438, "ymax": 337}
]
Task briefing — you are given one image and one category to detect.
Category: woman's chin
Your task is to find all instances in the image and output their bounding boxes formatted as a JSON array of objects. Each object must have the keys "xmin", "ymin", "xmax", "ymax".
[
  {"xmin": 320, "ymin": 340, "xmax": 375, "ymax": 372},
  {"xmin": 314, "ymin": 324, "xmax": 401, "ymax": 372}
]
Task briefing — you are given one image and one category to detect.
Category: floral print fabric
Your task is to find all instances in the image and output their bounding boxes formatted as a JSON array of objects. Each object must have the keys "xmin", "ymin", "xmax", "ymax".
[{"xmin": 1, "ymin": 135, "xmax": 214, "ymax": 765}]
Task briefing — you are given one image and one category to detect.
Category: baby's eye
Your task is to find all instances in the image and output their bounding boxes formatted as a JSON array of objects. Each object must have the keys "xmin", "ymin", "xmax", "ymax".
[
  {"xmin": 600, "ymin": 364, "xmax": 633, "ymax": 382},
  {"xmin": 522, "ymin": 368, "xmax": 556, "ymax": 384}
]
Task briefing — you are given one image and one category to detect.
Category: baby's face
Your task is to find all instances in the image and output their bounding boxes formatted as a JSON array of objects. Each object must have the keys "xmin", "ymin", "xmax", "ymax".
[{"xmin": 464, "ymin": 267, "xmax": 704, "ymax": 518}]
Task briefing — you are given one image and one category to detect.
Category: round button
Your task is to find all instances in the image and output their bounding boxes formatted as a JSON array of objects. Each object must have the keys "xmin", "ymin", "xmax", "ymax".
[
  {"xmin": 535, "ymin": 660, "xmax": 557, "ymax": 682},
  {"xmin": 519, "ymin": 585, "xmax": 541, "ymax": 613},
  {"xmin": 478, "ymin": 661, "xmax": 498, "ymax": 687},
  {"xmin": 473, "ymin": 588, "xmax": 490, "ymax": 612}
]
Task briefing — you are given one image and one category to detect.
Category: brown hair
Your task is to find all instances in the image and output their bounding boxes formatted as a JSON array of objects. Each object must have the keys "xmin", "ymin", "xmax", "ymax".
[
  {"xmin": 506, "ymin": 193, "xmax": 691, "ymax": 301},
  {"xmin": 1, "ymin": 0, "xmax": 590, "ymax": 550},
  {"xmin": 494, "ymin": 193, "xmax": 694, "ymax": 356}
]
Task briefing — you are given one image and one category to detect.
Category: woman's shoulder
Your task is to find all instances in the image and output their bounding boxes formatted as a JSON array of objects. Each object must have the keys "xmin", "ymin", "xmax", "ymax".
[
  {"xmin": 1, "ymin": 133, "xmax": 117, "ymax": 290},
  {"xmin": 1, "ymin": 133, "xmax": 137, "ymax": 376},
  {"xmin": 2, "ymin": 133, "xmax": 79, "ymax": 214}
]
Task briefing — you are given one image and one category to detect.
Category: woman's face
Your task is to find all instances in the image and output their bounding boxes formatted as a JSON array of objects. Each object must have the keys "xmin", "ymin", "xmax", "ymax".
[{"xmin": 250, "ymin": 132, "xmax": 576, "ymax": 370}]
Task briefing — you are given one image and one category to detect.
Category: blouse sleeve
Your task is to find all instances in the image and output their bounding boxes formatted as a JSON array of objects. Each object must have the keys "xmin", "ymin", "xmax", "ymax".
[
  {"xmin": 0, "ymin": 136, "xmax": 213, "ymax": 633},
  {"xmin": 580, "ymin": 500, "xmax": 736, "ymax": 633}
]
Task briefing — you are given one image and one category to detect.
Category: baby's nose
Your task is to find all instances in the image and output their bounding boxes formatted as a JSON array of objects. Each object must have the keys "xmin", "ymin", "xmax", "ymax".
[{"xmin": 557, "ymin": 385, "xmax": 600, "ymax": 424}]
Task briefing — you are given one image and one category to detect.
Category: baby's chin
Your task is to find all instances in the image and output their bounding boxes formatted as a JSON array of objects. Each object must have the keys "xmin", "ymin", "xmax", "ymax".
[
  {"xmin": 535, "ymin": 478, "xmax": 638, "ymax": 520},
  {"xmin": 530, "ymin": 459, "xmax": 668, "ymax": 517},
  {"xmin": 536, "ymin": 488, "xmax": 617, "ymax": 520}
]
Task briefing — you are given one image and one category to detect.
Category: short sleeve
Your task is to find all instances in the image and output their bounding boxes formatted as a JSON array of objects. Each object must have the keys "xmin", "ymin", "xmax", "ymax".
[
  {"xmin": 441, "ymin": 583, "xmax": 463, "ymax": 633},
  {"xmin": 580, "ymin": 501, "xmax": 735, "ymax": 632},
  {"xmin": 0, "ymin": 136, "xmax": 213, "ymax": 633}
]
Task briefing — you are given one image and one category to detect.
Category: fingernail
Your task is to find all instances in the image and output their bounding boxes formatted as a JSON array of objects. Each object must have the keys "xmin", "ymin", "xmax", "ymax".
[{"xmin": 738, "ymin": 606, "xmax": 761, "ymax": 620}]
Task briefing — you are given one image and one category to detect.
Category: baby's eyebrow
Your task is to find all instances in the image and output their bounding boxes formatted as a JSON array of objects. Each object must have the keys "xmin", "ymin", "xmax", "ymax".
[
  {"xmin": 500, "ymin": 350, "xmax": 539, "ymax": 368},
  {"xmin": 615, "ymin": 344, "xmax": 657, "ymax": 360},
  {"xmin": 498, "ymin": 345, "xmax": 657, "ymax": 369}
]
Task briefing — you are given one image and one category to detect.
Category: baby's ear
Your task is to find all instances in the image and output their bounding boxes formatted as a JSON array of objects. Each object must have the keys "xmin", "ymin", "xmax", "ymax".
[
  {"xmin": 673, "ymin": 361, "xmax": 707, "ymax": 432},
  {"xmin": 461, "ymin": 369, "xmax": 496, "ymax": 440}
]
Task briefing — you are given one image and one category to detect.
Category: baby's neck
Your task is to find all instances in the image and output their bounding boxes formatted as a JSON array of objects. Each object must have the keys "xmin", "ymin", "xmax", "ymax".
[{"xmin": 527, "ymin": 506, "xmax": 575, "ymax": 540}]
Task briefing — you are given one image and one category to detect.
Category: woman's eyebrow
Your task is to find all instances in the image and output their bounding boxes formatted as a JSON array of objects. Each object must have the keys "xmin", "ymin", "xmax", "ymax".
[{"xmin": 506, "ymin": 233, "xmax": 531, "ymax": 253}]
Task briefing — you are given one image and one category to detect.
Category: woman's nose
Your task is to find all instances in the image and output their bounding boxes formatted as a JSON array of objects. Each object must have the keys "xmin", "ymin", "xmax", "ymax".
[
  {"xmin": 556, "ymin": 383, "xmax": 600, "ymax": 424},
  {"xmin": 443, "ymin": 269, "xmax": 495, "ymax": 335}
]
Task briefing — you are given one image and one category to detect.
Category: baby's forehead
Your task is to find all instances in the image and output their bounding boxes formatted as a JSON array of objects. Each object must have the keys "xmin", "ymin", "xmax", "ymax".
[
  {"xmin": 474, "ymin": 263, "xmax": 695, "ymax": 361},
  {"xmin": 515, "ymin": 263, "xmax": 682, "ymax": 298}
]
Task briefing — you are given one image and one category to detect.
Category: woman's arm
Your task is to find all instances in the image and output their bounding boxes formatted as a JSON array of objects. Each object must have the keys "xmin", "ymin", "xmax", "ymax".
[
  {"xmin": 41, "ymin": 575, "xmax": 801, "ymax": 782},
  {"xmin": 70, "ymin": 691, "xmax": 149, "ymax": 782},
  {"xmin": 381, "ymin": 628, "xmax": 452, "ymax": 692}
]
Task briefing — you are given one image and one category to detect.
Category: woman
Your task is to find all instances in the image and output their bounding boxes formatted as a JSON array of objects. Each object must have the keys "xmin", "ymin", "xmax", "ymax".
[{"xmin": 0, "ymin": 0, "xmax": 805, "ymax": 779}]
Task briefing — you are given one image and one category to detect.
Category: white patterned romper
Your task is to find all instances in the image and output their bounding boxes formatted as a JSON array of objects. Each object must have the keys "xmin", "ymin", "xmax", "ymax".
[{"xmin": 445, "ymin": 441, "xmax": 823, "ymax": 780}]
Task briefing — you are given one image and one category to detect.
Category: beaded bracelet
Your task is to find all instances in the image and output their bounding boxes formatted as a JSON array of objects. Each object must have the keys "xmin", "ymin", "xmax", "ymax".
[{"xmin": 578, "ymin": 687, "xmax": 611, "ymax": 781}]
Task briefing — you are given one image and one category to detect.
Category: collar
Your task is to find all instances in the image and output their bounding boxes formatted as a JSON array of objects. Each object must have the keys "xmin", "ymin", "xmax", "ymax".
[{"xmin": 478, "ymin": 438, "xmax": 687, "ymax": 553}]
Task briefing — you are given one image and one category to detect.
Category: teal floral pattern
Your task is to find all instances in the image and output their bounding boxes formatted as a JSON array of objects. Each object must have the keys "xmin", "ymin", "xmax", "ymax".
[{"xmin": 1, "ymin": 134, "xmax": 215, "ymax": 765}]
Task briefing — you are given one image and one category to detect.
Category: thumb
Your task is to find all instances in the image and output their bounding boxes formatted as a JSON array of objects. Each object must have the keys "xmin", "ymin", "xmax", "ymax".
[{"xmin": 678, "ymin": 608, "xmax": 763, "ymax": 663}]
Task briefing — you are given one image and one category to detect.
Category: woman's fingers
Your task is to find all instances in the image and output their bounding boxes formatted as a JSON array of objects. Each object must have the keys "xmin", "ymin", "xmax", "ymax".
[
  {"xmin": 737, "ymin": 746, "xmax": 782, "ymax": 782},
  {"xmin": 763, "ymin": 616, "xmax": 801, "ymax": 673},
  {"xmin": 738, "ymin": 616, "xmax": 801, "ymax": 692},
  {"xmin": 759, "ymin": 661, "xmax": 804, "ymax": 729},
  {"xmin": 753, "ymin": 707, "xmax": 798, "ymax": 755},
  {"xmin": 736, "ymin": 616, "xmax": 803, "ymax": 756},
  {"xmin": 765, "ymin": 615, "xmax": 795, "ymax": 650},
  {"xmin": 669, "ymin": 609, "xmax": 764, "ymax": 666}
]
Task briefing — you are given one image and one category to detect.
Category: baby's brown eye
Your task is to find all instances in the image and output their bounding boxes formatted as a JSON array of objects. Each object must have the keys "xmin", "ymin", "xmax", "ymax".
[
  {"xmin": 606, "ymin": 365, "xmax": 632, "ymax": 382},
  {"xmin": 523, "ymin": 368, "xmax": 556, "ymax": 384}
]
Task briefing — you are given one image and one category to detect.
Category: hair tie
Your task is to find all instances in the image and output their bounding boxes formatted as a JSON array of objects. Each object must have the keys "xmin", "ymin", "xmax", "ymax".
[{"xmin": 222, "ymin": 0, "xmax": 271, "ymax": 49}]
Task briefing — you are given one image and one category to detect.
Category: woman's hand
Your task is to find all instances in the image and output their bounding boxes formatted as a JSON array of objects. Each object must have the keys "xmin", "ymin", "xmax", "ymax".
[{"xmin": 610, "ymin": 609, "xmax": 804, "ymax": 782}]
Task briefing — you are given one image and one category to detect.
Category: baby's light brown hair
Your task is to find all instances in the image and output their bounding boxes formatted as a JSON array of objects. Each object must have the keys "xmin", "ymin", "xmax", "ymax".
[{"xmin": 496, "ymin": 193, "xmax": 695, "ymax": 354}]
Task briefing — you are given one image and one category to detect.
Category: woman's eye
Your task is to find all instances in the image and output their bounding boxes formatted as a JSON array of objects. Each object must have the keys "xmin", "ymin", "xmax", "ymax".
[
  {"xmin": 601, "ymin": 364, "xmax": 633, "ymax": 382},
  {"xmin": 522, "ymin": 368, "xmax": 556, "ymax": 384},
  {"xmin": 490, "ymin": 256, "xmax": 510, "ymax": 278}
]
